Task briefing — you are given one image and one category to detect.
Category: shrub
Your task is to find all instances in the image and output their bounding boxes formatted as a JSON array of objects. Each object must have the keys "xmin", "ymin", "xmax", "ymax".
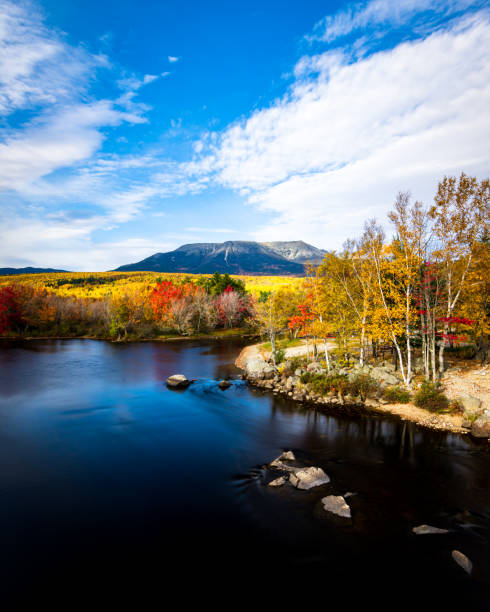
[
  {"xmin": 273, "ymin": 348, "xmax": 286, "ymax": 364},
  {"xmin": 310, "ymin": 373, "xmax": 349, "ymax": 396},
  {"xmin": 348, "ymin": 373, "xmax": 378, "ymax": 401},
  {"xmin": 383, "ymin": 386, "xmax": 411, "ymax": 404},
  {"xmin": 288, "ymin": 356, "xmax": 306, "ymax": 371},
  {"xmin": 300, "ymin": 372, "xmax": 312, "ymax": 384},
  {"xmin": 414, "ymin": 381, "xmax": 449, "ymax": 412},
  {"xmin": 310, "ymin": 375, "xmax": 332, "ymax": 395}
]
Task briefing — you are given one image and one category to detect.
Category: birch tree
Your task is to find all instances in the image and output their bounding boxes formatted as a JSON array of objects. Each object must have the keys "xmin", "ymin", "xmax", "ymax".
[{"xmin": 429, "ymin": 173, "xmax": 489, "ymax": 376}]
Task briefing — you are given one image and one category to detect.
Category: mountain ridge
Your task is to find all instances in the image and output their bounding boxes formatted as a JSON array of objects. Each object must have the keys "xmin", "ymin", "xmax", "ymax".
[
  {"xmin": 115, "ymin": 240, "xmax": 326, "ymax": 275},
  {"xmin": 0, "ymin": 267, "xmax": 69, "ymax": 276}
]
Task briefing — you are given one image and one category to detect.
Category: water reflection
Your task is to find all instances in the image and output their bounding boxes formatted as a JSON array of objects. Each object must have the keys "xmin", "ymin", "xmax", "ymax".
[{"xmin": 0, "ymin": 339, "xmax": 488, "ymax": 606}]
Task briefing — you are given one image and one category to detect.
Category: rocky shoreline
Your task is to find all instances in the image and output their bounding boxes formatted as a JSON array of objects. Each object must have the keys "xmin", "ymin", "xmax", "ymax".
[{"xmin": 236, "ymin": 344, "xmax": 490, "ymax": 438}]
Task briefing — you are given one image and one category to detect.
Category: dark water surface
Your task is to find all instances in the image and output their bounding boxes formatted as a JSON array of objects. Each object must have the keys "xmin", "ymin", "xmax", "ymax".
[{"xmin": 0, "ymin": 339, "xmax": 488, "ymax": 606}]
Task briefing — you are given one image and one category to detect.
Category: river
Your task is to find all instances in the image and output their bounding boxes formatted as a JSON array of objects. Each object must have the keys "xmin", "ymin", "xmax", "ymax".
[{"xmin": 0, "ymin": 339, "xmax": 488, "ymax": 606}]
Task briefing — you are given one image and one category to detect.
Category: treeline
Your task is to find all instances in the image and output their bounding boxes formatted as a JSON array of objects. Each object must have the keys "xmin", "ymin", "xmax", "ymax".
[
  {"xmin": 255, "ymin": 173, "xmax": 489, "ymax": 385},
  {"xmin": 1, "ymin": 173, "xmax": 488, "ymax": 385},
  {"xmin": 0, "ymin": 272, "xmax": 253, "ymax": 340}
]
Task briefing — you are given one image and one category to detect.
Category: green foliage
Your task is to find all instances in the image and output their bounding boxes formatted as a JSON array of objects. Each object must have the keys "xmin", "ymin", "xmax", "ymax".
[
  {"xmin": 383, "ymin": 386, "xmax": 411, "ymax": 403},
  {"xmin": 414, "ymin": 381, "xmax": 449, "ymax": 412},
  {"xmin": 197, "ymin": 272, "xmax": 246, "ymax": 295},
  {"xmin": 306, "ymin": 373, "xmax": 350, "ymax": 396},
  {"xmin": 300, "ymin": 371, "xmax": 312, "ymax": 384},
  {"xmin": 273, "ymin": 348, "xmax": 286, "ymax": 364},
  {"xmin": 258, "ymin": 290, "xmax": 271, "ymax": 303},
  {"xmin": 348, "ymin": 373, "xmax": 378, "ymax": 401}
]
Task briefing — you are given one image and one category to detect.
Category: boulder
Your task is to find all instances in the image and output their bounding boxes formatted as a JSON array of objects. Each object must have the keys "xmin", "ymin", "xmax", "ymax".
[
  {"xmin": 370, "ymin": 367, "xmax": 400, "ymax": 386},
  {"xmin": 166, "ymin": 374, "xmax": 191, "ymax": 389},
  {"xmin": 269, "ymin": 451, "xmax": 297, "ymax": 472},
  {"xmin": 245, "ymin": 357, "xmax": 276, "ymax": 380},
  {"xmin": 289, "ymin": 466, "xmax": 330, "ymax": 490},
  {"xmin": 307, "ymin": 362, "xmax": 325, "ymax": 374},
  {"xmin": 412, "ymin": 524, "xmax": 449, "ymax": 535},
  {"xmin": 471, "ymin": 410, "xmax": 490, "ymax": 438},
  {"xmin": 218, "ymin": 380, "xmax": 231, "ymax": 390},
  {"xmin": 321, "ymin": 495, "xmax": 351, "ymax": 518},
  {"xmin": 451, "ymin": 550, "xmax": 472, "ymax": 575},
  {"xmin": 268, "ymin": 476, "xmax": 287, "ymax": 487},
  {"xmin": 460, "ymin": 395, "xmax": 482, "ymax": 413}
]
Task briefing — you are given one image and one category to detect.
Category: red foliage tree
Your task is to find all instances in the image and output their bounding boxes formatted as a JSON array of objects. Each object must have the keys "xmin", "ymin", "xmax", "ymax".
[
  {"xmin": 0, "ymin": 285, "xmax": 22, "ymax": 334},
  {"xmin": 150, "ymin": 281, "xmax": 184, "ymax": 324}
]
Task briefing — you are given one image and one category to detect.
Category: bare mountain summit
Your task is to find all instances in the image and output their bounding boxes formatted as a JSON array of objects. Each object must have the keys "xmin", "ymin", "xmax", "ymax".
[{"xmin": 115, "ymin": 240, "xmax": 325, "ymax": 275}]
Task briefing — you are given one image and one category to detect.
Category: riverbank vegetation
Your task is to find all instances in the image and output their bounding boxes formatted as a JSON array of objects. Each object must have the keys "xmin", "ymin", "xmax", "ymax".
[
  {"xmin": 1, "ymin": 173, "xmax": 488, "ymax": 393},
  {"xmin": 255, "ymin": 173, "xmax": 489, "ymax": 385}
]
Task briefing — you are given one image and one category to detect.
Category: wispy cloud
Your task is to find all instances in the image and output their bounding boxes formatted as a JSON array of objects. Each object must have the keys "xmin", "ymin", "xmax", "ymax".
[
  {"xmin": 308, "ymin": 0, "xmax": 484, "ymax": 43},
  {"xmin": 168, "ymin": 55, "xmax": 179, "ymax": 63}
]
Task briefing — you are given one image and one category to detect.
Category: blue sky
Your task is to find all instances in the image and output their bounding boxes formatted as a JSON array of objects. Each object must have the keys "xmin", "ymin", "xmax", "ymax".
[{"xmin": 0, "ymin": 0, "xmax": 489, "ymax": 270}]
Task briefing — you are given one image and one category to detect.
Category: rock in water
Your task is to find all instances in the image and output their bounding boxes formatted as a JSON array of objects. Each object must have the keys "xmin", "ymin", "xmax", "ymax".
[
  {"xmin": 289, "ymin": 467, "xmax": 330, "ymax": 490},
  {"xmin": 269, "ymin": 451, "xmax": 297, "ymax": 472},
  {"xmin": 268, "ymin": 476, "xmax": 287, "ymax": 487},
  {"xmin": 269, "ymin": 458, "xmax": 297, "ymax": 472},
  {"xmin": 412, "ymin": 524, "xmax": 449, "ymax": 535},
  {"xmin": 451, "ymin": 550, "xmax": 473, "ymax": 575},
  {"xmin": 321, "ymin": 495, "xmax": 351, "ymax": 518},
  {"xmin": 218, "ymin": 380, "xmax": 231, "ymax": 390},
  {"xmin": 166, "ymin": 374, "xmax": 191, "ymax": 389}
]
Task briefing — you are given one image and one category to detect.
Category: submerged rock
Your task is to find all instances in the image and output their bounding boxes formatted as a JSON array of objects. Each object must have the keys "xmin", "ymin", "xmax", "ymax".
[
  {"xmin": 268, "ymin": 476, "xmax": 287, "ymax": 487},
  {"xmin": 451, "ymin": 550, "xmax": 473, "ymax": 575},
  {"xmin": 166, "ymin": 374, "xmax": 191, "ymax": 389},
  {"xmin": 412, "ymin": 524, "xmax": 449, "ymax": 535},
  {"xmin": 321, "ymin": 495, "xmax": 351, "ymax": 518},
  {"xmin": 218, "ymin": 380, "xmax": 231, "ymax": 390},
  {"xmin": 289, "ymin": 466, "xmax": 330, "ymax": 490}
]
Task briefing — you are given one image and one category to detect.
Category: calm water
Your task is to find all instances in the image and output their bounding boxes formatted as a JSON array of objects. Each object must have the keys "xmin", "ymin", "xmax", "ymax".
[{"xmin": 0, "ymin": 339, "xmax": 488, "ymax": 606}]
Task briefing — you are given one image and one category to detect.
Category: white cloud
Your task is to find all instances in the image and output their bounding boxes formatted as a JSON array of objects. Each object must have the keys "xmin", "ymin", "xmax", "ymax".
[
  {"xmin": 0, "ymin": 213, "xmax": 170, "ymax": 270},
  {"xmin": 309, "ymin": 0, "xmax": 481, "ymax": 43},
  {"xmin": 0, "ymin": 0, "xmax": 107, "ymax": 115},
  {"xmin": 189, "ymin": 10, "xmax": 490, "ymax": 248},
  {"xmin": 168, "ymin": 55, "xmax": 179, "ymax": 63}
]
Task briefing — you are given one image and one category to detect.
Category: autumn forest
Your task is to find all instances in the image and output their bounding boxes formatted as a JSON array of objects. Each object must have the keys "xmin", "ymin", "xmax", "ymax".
[{"xmin": 1, "ymin": 173, "xmax": 488, "ymax": 388}]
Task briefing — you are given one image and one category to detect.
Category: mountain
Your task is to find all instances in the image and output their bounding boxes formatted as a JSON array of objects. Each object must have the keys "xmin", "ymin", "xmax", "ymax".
[
  {"xmin": 0, "ymin": 267, "xmax": 69, "ymax": 276},
  {"xmin": 115, "ymin": 240, "xmax": 326, "ymax": 275},
  {"xmin": 261, "ymin": 241, "xmax": 326, "ymax": 264}
]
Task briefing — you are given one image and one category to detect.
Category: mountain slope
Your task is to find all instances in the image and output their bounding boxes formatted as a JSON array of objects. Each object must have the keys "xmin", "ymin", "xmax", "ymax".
[
  {"xmin": 261, "ymin": 241, "xmax": 326, "ymax": 263},
  {"xmin": 0, "ymin": 267, "xmax": 69, "ymax": 276},
  {"xmin": 115, "ymin": 240, "xmax": 324, "ymax": 275}
]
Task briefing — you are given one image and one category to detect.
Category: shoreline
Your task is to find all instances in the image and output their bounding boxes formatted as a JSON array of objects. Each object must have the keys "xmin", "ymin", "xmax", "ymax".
[
  {"xmin": 235, "ymin": 343, "xmax": 484, "ymax": 437},
  {"xmin": 0, "ymin": 330, "xmax": 258, "ymax": 344}
]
